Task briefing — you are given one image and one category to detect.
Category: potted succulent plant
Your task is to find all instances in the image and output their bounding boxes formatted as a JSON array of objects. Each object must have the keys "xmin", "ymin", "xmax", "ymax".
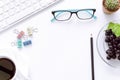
[{"xmin": 103, "ymin": 0, "xmax": 120, "ymax": 14}]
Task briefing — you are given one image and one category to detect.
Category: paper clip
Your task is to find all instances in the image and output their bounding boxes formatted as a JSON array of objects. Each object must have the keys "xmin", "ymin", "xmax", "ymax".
[
  {"xmin": 33, "ymin": 28, "xmax": 38, "ymax": 33},
  {"xmin": 23, "ymin": 35, "xmax": 29, "ymax": 40},
  {"xmin": 23, "ymin": 40, "xmax": 32, "ymax": 46},
  {"xmin": 13, "ymin": 29, "xmax": 19, "ymax": 34},
  {"xmin": 11, "ymin": 41, "xmax": 17, "ymax": 47}
]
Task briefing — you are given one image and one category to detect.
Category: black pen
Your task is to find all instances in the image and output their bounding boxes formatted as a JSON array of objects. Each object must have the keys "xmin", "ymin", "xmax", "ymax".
[{"xmin": 90, "ymin": 34, "xmax": 95, "ymax": 80}]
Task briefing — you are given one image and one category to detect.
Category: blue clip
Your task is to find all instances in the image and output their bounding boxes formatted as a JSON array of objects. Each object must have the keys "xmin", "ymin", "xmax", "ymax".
[{"xmin": 23, "ymin": 40, "xmax": 32, "ymax": 46}]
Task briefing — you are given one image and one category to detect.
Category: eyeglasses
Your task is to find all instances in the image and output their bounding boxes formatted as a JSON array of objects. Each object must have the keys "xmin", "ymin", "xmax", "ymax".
[{"xmin": 51, "ymin": 9, "xmax": 96, "ymax": 22}]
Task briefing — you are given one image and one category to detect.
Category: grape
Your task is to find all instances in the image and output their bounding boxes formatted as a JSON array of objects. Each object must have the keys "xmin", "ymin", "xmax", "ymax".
[
  {"xmin": 105, "ymin": 36, "xmax": 110, "ymax": 42},
  {"xmin": 116, "ymin": 50, "xmax": 120, "ymax": 54},
  {"xmin": 108, "ymin": 42, "xmax": 113, "ymax": 46},
  {"xmin": 118, "ymin": 55, "xmax": 120, "ymax": 60},
  {"xmin": 105, "ymin": 29, "xmax": 112, "ymax": 36},
  {"xmin": 117, "ymin": 43, "xmax": 120, "ymax": 49},
  {"xmin": 105, "ymin": 29, "xmax": 120, "ymax": 60},
  {"xmin": 106, "ymin": 55, "xmax": 111, "ymax": 60},
  {"xmin": 112, "ymin": 54, "xmax": 116, "ymax": 59}
]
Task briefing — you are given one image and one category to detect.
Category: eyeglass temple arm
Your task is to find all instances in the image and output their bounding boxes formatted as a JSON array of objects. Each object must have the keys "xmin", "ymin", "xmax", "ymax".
[
  {"xmin": 51, "ymin": 10, "xmax": 97, "ymax": 22},
  {"xmin": 86, "ymin": 10, "xmax": 97, "ymax": 19}
]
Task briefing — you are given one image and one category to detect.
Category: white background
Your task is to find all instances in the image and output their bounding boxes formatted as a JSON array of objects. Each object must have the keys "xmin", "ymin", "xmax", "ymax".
[{"xmin": 1, "ymin": 0, "xmax": 120, "ymax": 80}]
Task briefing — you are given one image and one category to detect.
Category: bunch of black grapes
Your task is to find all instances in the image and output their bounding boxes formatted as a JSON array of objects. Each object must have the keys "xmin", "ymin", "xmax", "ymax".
[{"xmin": 105, "ymin": 29, "xmax": 120, "ymax": 60}]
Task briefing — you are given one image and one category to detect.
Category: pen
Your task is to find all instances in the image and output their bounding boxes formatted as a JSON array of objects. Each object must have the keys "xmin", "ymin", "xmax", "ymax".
[{"xmin": 90, "ymin": 34, "xmax": 95, "ymax": 80}]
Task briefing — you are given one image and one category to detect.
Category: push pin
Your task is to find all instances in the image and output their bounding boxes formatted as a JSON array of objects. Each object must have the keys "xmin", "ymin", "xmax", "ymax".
[{"xmin": 23, "ymin": 40, "xmax": 32, "ymax": 46}]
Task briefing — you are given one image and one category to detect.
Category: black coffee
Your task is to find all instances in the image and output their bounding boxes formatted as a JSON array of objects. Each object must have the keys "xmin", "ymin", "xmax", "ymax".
[{"xmin": 0, "ymin": 58, "xmax": 16, "ymax": 80}]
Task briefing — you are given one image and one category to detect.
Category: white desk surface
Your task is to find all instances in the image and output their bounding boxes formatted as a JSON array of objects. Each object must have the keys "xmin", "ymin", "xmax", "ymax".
[{"xmin": 1, "ymin": 0, "xmax": 120, "ymax": 80}]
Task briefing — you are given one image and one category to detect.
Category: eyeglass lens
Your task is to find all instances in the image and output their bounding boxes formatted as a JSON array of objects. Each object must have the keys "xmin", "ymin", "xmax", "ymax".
[
  {"xmin": 53, "ymin": 9, "xmax": 94, "ymax": 21},
  {"xmin": 0, "ymin": 58, "xmax": 16, "ymax": 80},
  {"xmin": 54, "ymin": 11, "xmax": 71, "ymax": 21},
  {"xmin": 77, "ymin": 10, "xmax": 94, "ymax": 19}
]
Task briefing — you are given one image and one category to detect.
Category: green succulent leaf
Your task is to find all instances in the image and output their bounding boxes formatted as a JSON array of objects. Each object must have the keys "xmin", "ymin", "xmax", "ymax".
[{"xmin": 105, "ymin": 0, "xmax": 119, "ymax": 10}]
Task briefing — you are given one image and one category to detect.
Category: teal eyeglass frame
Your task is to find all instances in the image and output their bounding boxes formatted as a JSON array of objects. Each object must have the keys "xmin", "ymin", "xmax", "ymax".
[{"xmin": 51, "ymin": 9, "xmax": 96, "ymax": 22}]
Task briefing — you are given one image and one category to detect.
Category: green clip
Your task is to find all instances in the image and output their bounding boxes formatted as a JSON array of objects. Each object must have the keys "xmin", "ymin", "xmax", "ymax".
[{"xmin": 17, "ymin": 39, "xmax": 22, "ymax": 48}]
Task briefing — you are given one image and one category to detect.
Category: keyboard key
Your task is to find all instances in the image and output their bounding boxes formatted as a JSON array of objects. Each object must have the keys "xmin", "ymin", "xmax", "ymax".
[
  {"xmin": 3, "ymin": 5, "xmax": 9, "ymax": 12},
  {"xmin": 40, "ymin": 0, "xmax": 51, "ymax": 6},
  {"xmin": 0, "ymin": 14, "xmax": 3, "ymax": 21},
  {"xmin": 24, "ymin": 1, "xmax": 32, "ymax": 7},
  {"xmin": 8, "ymin": 8, "xmax": 15, "ymax": 16},
  {"xmin": 2, "ymin": 12, "xmax": 9, "ymax": 19},
  {"xmin": 1, "ymin": 20, "xmax": 7, "ymax": 29},
  {"xmin": 14, "ymin": 0, "xmax": 21, "ymax": 6},
  {"xmin": 9, "ymin": 0, "xmax": 14, "ymax": 2},
  {"xmin": 31, "ymin": 0, "xmax": 38, "ymax": 4},
  {"xmin": 6, "ymin": 14, "xmax": 18, "ymax": 25},
  {"xmin": 33, "ymin": 3, "xmax": 41, "ymax": 10},
  {"xmin": 8, "ymin": 2, "xmax": 15, "ymax": 9},
  {"xmin": 20, "ymin": 0, "xmax": 26, "ymax": 3},
  {"xmin": 0, "ymin": 1, "xmax": 4, "ymax": 7},
  {"xmin": 3, "ymin": 0, "xmax": 10, "ymax": 4},
  {"xmin": 14, "ymin": 6, "xmax": 20, "ymax": 13},
  {"xmin": 20, "ymin": 3, "xmax": 26, "ymax": 10},
  {"xmin": 0, "ymin": 7, "xmax": 3, "ymax": 14}
]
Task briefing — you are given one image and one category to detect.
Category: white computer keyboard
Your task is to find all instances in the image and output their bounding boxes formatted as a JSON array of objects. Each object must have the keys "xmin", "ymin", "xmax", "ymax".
[{"xmin": 0, "ymin": 0, "xmax": 61, "ymax": 32}]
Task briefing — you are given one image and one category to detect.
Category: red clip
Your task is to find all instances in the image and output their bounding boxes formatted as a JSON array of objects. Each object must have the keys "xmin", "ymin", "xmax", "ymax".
[{"xmin": 17, "ymin": 31, "xmax": 24, "ymax": 39}]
